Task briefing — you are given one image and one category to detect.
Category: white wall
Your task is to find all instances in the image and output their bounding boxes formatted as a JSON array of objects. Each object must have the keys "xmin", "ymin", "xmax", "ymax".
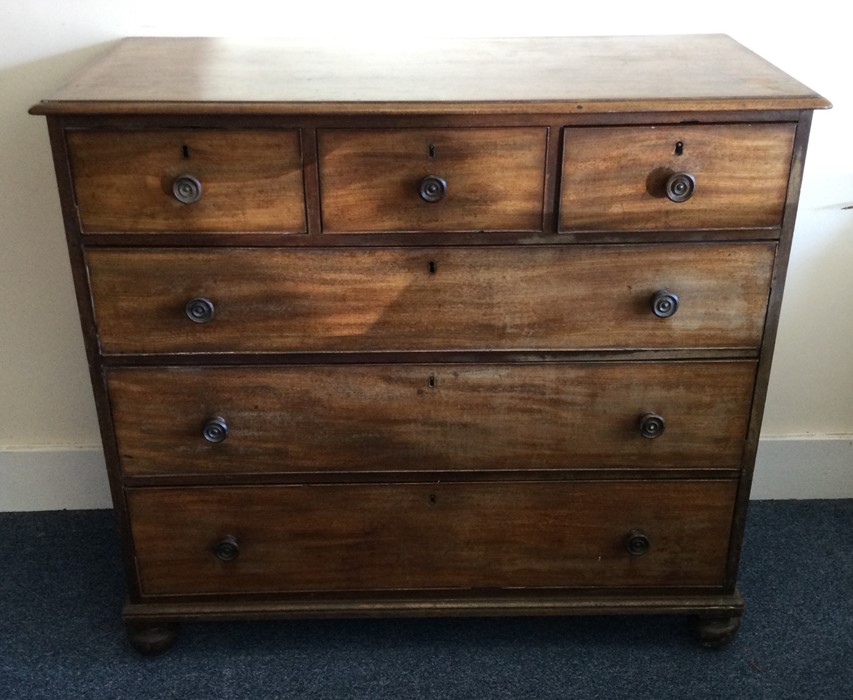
[{"xmin": 1, "ymin": 1, "xmax": 851, "ymax": 508}]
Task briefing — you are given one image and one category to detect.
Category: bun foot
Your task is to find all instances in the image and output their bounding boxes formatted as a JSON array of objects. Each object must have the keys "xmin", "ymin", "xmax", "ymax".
[
  {"xmin": 126, "ymin": 622, "xmax": 178, "ymax": 656},
  {"xmin": 693, "ymin": 615, "xmax": 741, "ymax": 648}
]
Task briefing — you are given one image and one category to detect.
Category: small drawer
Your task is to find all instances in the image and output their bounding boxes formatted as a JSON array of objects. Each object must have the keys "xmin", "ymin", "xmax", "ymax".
[
  {"xmin": 109, "ymin": 362, "xmax": 755, "ymax": 477},
  {"xmin": 67, "ymin": 130, "xmax": 306, "ymax": 233},
  {"xmin": 127, "ymin": 480, "xmax": 736, "ymax": 596},
  {"xmin": 317, "ymin": 128, "xmax": 547, "ymax": 232},
  {"xmin": 86, "ymin": 243, "xmax": 774, "ymax": 354},
  {"xmin": 559, "ymin": 124, "xmax": 796, "ymax": 231}
]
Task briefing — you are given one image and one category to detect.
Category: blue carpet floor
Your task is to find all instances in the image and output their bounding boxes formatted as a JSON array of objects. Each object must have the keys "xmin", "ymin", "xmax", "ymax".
[{"xmin": 1, "ymin": 500, "xmax": 851, "ymax": 699}]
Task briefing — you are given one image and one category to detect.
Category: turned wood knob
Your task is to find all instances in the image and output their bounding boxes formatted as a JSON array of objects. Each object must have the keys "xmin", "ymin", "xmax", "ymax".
[
  {"xmin": 185, "ymin": 297, "xmax": 215, "ymax": 324},
  {"xmin": 213, "ymin": 535, "xmax": 240, "ymax": 561},
  {"xmin": 638, "ymin": 413, "xmax": 665, "ymax": 439},
  {"xmin": 665, "ymin": 172, "xmax": 695, "ymax": 203},
  {"xmin": 202, "ymin": 416, "xmax": 229, "ymax": 443},
  {"xmin": 172, "ymin": 174, "xmax": 202, "ymax": 204},
  {"xmin": 625, "ymin": 530, "xmax": 651, "ymax": 556},
  {"xmin": 651, "ymin": 289, "xmax": 679, "ymax": 318},
  {"xmin": 418, "ymin": 175, "xmax": 447, "ymax": 203}
]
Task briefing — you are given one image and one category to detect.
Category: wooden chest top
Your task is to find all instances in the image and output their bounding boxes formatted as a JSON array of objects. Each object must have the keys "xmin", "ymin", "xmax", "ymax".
[{"xmin": 30, "ymin": 35, "xmax": 829, "ymax": 115}]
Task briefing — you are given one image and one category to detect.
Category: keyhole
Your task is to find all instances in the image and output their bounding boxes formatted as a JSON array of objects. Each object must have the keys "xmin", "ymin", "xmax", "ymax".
[
  {"xmin": 428, "ymin": 374, "xmax": 436, "ymax": 388},
  {"xmin": 428, "ymin": 260, "xmax": 437, "ymax": 274},
  {"xmin": 182, "ymin": 145, "xmax": 190, "ymax": 159},
  {"xmin": 428, "ymin": 143, "xmax": 436, "ymax": 159},
  {"xmin": 429, "ymin": 494, "xmax": 437, "ymax": 505},
  {"xmin": 674, "ymin": 141, "xmax": 684, "ymax": 156}
]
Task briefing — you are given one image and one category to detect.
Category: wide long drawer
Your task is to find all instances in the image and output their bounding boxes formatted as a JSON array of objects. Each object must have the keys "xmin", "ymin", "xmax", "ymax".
[
  {"xmin": 108, "ymin": 361, "xmax": 755, "ymax": 477},
  {"xmin": 87, "ymin": 243, "xmax": 775, "ymax": 354},
  {"xmin": 127, "ymin": 480, "xmax": 736, "ymax": 596}
]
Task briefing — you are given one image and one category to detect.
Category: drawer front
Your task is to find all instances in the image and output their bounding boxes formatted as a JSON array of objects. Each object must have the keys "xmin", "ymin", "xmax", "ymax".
[
  {"xmin": 317, "ymin": 128, "xmax": 547, "ymax": 232},
  {"xmin": 67, "ymin": 130, "xmax": 306, "ymax": 232},
  {"xmin": 87, "ymin": 243, "xmax": 774, "ymax": 354},
  {"xmin": 127, "ymin": 480, "xmax": 736, "ymax": 596},
  {"xmin": 559, "ymin": 124, "xmax": 796, "ymax": 231},
  {"xmin": 109, "ymin": 362, "xmax": 755, "ymax": 477}
]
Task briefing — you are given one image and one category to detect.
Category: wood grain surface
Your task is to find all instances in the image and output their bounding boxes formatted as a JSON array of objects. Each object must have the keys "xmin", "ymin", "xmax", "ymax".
[
  {"xmin": 68, "ymin": 129, "xmax": 306, "ymax": 232},
  {"xmin": 127, "ymin": 479, "xmax": 736, "ymax": 595},
  {"xmin": 108, "ymin": 361, "xmax": 756, "ymax": 476},
  {"xmin": 318, "ymin": 128, "xmax": 546, "ymax": 232},
  {"xmin": 29, "ymin": 36, "xmax": 829, "ymax": 115},
  {"xmin": 86, "ymin": 243, "xmax": 775, "ymax": 354},
  {"xmin": 560, "ymin": 123, "xmax": 796, "ymax": 230}
]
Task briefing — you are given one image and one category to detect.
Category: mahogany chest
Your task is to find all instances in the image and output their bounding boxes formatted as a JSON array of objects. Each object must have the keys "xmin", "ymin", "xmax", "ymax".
[{"xmin": 31, "ymin": 35, "xmax": 829, "ymax": 653}]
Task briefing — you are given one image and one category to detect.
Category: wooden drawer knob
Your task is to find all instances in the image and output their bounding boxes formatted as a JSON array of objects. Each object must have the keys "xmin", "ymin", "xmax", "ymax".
[
  {"xmin": 418, "ymin": 175, "xmax": 447, "ymax": 203},
  {"xmin": 638, "ymin": 413, "xmax": 665, "ymax": 439},
  {"xmin": 202, "ymin": 416, "xmax": 229, "ymax": 443},
  {"xmin": 213, "ymin": 535, "xmax": 240, "ymax": 561},
  {"xmin": 665, "ymin": 172, "xmax": 696, "ymax": 203},
  {"xmin": 651, "ymin": 289, "xmax": 679, "ymax": 318},
  {"xmin": 172, "ymin": 174, "xmax": 202, "ymax": 204},
  {"xmin": 185, "ymin": 297, "xmax": 215, "ymax": 324},
  {"xmin": 624, "ymin": 530, "xmax": 651, "ymax": 556}
]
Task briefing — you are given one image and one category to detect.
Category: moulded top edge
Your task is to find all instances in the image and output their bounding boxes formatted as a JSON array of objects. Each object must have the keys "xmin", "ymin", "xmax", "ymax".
[{"xmin": 29, "ymin": 35, "xmax": 830, "ymax": 116}]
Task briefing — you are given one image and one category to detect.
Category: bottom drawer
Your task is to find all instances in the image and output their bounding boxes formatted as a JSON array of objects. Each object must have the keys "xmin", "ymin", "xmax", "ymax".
[{"xmin": 128, "ymin": 480, "xmax": 736, "ymax": 596}]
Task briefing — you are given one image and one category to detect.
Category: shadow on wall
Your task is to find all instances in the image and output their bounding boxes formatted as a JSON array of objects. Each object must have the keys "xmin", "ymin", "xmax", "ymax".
[
  {"xmin": 763, "ymin": 168, "xmax": 853, "ymax": 435},
  {"xmin": 2, "ymin": 42, "xmax": 119, "ymax": 270},
  {"xmin": 0, "ymin": 42, "xmax": 116, "ymax": 447}
]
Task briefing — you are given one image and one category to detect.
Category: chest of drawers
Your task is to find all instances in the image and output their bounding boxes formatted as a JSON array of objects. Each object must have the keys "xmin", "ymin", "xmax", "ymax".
[{"xmin": 31, "ymin": 35, "xmax": 829, "ymax": 654}]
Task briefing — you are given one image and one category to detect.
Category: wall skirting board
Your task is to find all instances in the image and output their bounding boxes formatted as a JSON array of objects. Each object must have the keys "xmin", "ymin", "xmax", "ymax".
[
  {"xmin": 0, "ymin": 437, "xmax": 851, "ymax": 511},
  {"xmin": 0, "ymin": 446, "xmax": 110, "ymax": 512},
  {"xmin": 750, "ymin": 436, "xmax": 853, "ymax": 500}
]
